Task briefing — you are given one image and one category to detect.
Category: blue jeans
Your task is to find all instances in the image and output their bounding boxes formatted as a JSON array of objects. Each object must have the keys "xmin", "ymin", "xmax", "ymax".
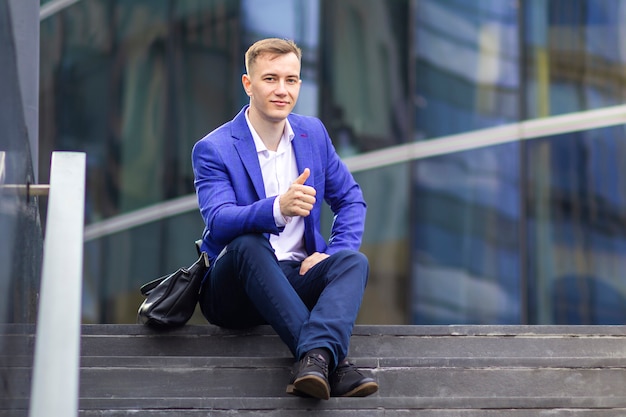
[{"xmin": 198, "ymin": 234, "xmax": 369, "ymax": 368}]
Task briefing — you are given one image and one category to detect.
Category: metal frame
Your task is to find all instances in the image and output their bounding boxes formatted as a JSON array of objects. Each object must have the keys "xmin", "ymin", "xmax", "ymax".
[
  {"xmin": 83, "ymin": 103, "xmax": 626, "ymax": 242},
  {"xmin": 39, "ymin": 0, "xmax": 81, "ymax": 21}
]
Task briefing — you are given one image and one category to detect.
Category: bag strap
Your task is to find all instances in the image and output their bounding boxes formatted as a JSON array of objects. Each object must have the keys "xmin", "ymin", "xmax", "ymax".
[
  {"xmin": 139, "ymin": 274, "xmax": 170, "ymax": 296},
  {"xmin": 139, "ymin": 251, "xmax": 209, "ymax": 297}
]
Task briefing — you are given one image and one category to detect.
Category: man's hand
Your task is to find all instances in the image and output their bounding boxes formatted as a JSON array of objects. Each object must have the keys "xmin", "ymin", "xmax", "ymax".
[
  {"xmin": 279, "ymin": 168, "xmax": 316, "ymax": 217},
  {"xmin": 300, "ymin": 252, "xmax": 329, "ymax": 275}
]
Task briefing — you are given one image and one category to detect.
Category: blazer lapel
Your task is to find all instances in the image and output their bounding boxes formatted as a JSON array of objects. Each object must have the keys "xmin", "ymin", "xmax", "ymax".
[
  {"xmin": 292, "ymin": 128, "xmax": 314, "ymax": 186},
  {"xmin": 232, "ymin": 108, "xmax": 266, "ymax": 199}
]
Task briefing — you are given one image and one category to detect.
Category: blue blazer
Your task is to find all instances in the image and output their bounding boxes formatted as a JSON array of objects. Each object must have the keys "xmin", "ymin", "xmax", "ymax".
[{"xmin": 192, "ymin": 106, "xmax": 366, "ymax": 263}]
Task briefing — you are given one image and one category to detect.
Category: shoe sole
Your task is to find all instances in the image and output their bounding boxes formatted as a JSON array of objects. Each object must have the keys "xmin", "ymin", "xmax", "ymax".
[
  {"xmin": 286, "ymin": 374, "xmax": 330, "ymax": 400},
  {"xmin": 337, "ymin": 381, "xmax": 379, "ymax": 397}
]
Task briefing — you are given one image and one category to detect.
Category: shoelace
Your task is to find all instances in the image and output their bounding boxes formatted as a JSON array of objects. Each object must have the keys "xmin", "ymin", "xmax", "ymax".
[
  {"xmin": 335, "ymin": 361, "xmax": 363, "ymax": 377},
  {"xmin": 306, "ymin": 354, "xmax": 329, "ymax": 375}
]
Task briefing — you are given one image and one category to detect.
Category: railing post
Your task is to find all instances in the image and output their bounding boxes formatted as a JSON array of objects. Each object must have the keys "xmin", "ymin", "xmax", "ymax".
[{"xmin": 29, "ymin": 151, "xmax": 86, "ymax": 417}]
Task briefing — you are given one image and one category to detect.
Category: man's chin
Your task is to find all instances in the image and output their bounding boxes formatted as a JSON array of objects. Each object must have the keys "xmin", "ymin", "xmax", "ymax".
[{"xmin": 267, "ymin": 109, "xmax": 293, "ymax": 122}]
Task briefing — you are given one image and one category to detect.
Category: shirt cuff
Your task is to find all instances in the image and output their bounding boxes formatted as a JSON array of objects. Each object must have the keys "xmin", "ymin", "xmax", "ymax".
[{"xmin": 273, "ymin": 195, "xmax": 291, "ymax": 227}]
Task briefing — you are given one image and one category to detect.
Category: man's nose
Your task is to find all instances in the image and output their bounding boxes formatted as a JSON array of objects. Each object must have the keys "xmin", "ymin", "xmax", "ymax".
[{"xmin": 274, "ymin": 80, "xmax": 287, "ymax": 95}]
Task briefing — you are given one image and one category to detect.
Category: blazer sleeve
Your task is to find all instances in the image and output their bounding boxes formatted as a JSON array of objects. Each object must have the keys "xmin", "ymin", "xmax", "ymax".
[
  {"xmin": 315, "ymin": 119, "xmax": 367, "ymax": 254},
  {"xmin": 192, "ymin": 136, "xmax": 280, "ymax": 247}
]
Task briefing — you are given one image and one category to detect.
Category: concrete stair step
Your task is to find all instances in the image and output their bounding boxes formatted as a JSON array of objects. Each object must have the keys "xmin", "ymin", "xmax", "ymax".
[
  {"xmin": 7, "ymin": 324, "xmax": 626, "ymax": 358},
  {"xmin": 3, "ymin": 324, "xmax": 626, "ymax": 416}
]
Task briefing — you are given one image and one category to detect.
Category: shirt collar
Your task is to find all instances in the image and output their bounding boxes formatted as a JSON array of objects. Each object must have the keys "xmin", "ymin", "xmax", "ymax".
[{"xmin": 245, "ymin": 108, "xmax": 295, "ymax": 154}]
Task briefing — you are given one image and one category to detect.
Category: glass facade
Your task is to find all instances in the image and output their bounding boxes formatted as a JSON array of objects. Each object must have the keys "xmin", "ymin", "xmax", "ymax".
[
  {"xmin": 522, "ymin": 0, "xmax": 626, "ymax": 324},
  {"xmin": 526, "ymin": 126, "xmax": 626, "ymax": 324},
  {"xmin": 414, "ymin": 0, "xmax": 519, "ymax": 138},
  {"xmin": 2, "ymin": 1, "xmax": 42, "ymax": 325},
  {"xmin": 411, "ymin": 141, "xmax": 521, "ymax": 324},
  {"xmin": 523, "ymin": 0, "xmax": 626, "ymax": 118},
  {"xmin": 1, "ymin": 2, "xmax": 42, "ymax": 413},
  {"xmin": 39, "ymin": 0, "xmax": 626, "ymax": 325}
]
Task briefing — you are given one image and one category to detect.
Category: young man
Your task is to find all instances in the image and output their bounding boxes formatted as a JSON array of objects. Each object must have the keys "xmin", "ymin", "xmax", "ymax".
[{"xmin": 192, "ymin": 38, "xmax": 378, "ymax": 400}]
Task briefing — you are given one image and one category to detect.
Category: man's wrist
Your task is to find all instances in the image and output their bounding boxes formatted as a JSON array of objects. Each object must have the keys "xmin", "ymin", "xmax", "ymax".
[{"xmin": 273, "ymin": 195, "xmax": 291, "ymax": 226}]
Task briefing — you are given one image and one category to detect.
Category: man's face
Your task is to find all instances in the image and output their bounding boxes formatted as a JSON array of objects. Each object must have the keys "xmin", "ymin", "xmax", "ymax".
[{"xmin": 243, "ymin": 52, "xmax": 301, "ymax": 124}]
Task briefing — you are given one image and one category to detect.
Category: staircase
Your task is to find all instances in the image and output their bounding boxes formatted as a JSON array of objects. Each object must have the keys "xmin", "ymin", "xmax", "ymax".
[{"xmin": 4, "ymin": 324, "xmax": 626, "ymax": 416}]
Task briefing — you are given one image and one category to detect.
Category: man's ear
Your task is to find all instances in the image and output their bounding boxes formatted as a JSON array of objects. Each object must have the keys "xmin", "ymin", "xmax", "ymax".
[{"xmin": 242, "ymin": 74, "xmax": 252, "ymax": 96}]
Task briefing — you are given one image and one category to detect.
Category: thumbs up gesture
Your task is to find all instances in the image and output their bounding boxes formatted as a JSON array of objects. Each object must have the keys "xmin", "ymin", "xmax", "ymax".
[{"xmin": 279, "ymin": 168, "xmax": 316, "ymax": 217}]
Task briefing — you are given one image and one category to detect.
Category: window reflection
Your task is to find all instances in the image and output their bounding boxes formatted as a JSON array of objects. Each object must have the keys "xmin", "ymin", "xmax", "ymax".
[
  {"xmin": 355, "ymin": 165, "xmax": 411, "ymax": 324},
  {"xmin": 411, "ymin": 142, "xmax": 521, "ymax": 324},
  {"xmin": 241, "ymin": 0, "xmax": 320, "ymax": 117},
  {"xmin": 40, "ymin": 0, "xmax": 241, "ymax": 220},
  {"xmin": 41, "ymin": 0, "xmax": 325, "ymax": 324},
  {"xmin": 523, "ymin": 0, "xmax": 626, "ymax": 118},
  {"xmin": 38, "ymin": 0, "xmax": 626, "ymax": 326},
  {"xmin": 321, "ymin": 0, "xmax": 410, "ymax": 155},
  {"xmin": 526, "ymin": 126, "xmax": 626, "ymax": 324},
  {"xmin": 414, "ymin": 0, "xmax": 519, "ymax": 139}
]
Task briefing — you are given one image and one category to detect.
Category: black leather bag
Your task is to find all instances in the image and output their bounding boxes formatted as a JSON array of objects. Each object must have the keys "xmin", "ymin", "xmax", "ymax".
[{"xmin": 137, "ymin": 251, "xmax": 209, "ymax": 329}]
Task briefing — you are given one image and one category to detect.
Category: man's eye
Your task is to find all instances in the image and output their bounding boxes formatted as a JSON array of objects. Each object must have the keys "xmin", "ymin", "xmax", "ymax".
[
  {"xmin": 264, "ymin": 77, "xmax": 275, "ymax": 82},
  {"xmin": 287, "ymin": 79, "xmax": 299, "ymax": 84}
]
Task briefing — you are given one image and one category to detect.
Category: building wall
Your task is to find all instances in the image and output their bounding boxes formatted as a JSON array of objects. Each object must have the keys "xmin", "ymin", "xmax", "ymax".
[{"xmin": 38, "ymin": 0, "xmax": 626, "ymax": 325}]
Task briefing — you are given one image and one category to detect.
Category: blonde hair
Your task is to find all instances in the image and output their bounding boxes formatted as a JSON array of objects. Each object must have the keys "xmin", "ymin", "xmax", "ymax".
[{"xmin": 245, "ymin": 38, "xmax": 302, "ymax": 75}]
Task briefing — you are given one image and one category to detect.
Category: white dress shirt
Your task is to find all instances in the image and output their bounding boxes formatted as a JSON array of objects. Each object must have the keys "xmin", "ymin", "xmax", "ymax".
[{"xmin": 245, "ymin": 110, "xmax": 307, "ymax": 261}]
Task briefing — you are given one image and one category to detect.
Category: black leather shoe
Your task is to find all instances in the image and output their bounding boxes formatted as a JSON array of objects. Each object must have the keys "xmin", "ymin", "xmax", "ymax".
[
  {"xmin": 330, "ymin": 360, "xmax": 378, "ymax": 397},
  {"xmin": 286, "ymin": 352, "xmax": 330, "ymax": 400}
]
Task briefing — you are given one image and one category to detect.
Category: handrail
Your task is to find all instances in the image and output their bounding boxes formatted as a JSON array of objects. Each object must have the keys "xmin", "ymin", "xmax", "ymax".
[
  {"xmin": 1, "ymin": 151, "xmax": 50, "ymax": 197},
  {"xmin": 29, "ymin": 151, "xmax": 86, "ymax": 417},
  {"xmin": 39, "ymin": 0, "xmax": 82, "ymax": 21},
  {"xmin": 0, "ymin": 184, "xmax": 50, "ymax": 196},
  {"xmin": 82, "ymin": 103, "xmax": 626, "ymax": 242}
]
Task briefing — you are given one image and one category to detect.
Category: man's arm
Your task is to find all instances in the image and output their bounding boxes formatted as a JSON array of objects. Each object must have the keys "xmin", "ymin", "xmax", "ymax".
[
  {"xmin": 321, "ymin": 126, "xmax": 367, "ymax": 254},
  {"xmin": 192, "ymin": 138, "xmax": 280, "ymax": 246}
]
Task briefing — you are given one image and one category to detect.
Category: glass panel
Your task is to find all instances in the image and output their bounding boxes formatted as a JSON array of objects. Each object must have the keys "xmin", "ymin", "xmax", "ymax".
[
  {"xmin": 40, "ymin": 0, "xmax": 242, "ymax": 221},
  {"xmin": 320, "ymin": 0, "xmax": 410, "ymax": 155},
  {"xmin": 41, "ymin": 0, "xmax": 325, "ymax": 324},
  {"xmin": 411, "ymin": 142, "xmax": 521, "ymax": 324},
  {"xmin": 83, "ymin": 211, "xmax": 205, "ymax": 323},
  {"xmin": 40, "ymin": 0, "xmax": 322, "ymax": 224},
  {"xmin": 526, "ymin": 125, "xmax": 626, "ymax": 324},
  {"xmin": 414, "ymin": 0, "xmax": 519, "ymax": 139},
  {"xmin": 1, "ymin": 0, "xmax": 42, "ymax": 325},
  {"xmin": 523, "ymin": 0, "xmax": 626, "ymax": 118},
  {"xmin": 40, "ymin": 0, "xmax": 231, "ymax": 322},
  {"xmin": 37, "ymin": 0, "xmax": 626, "ymax": 328},
  {"xmin": 241, "ymin": 0, "xmax": 320, "ymax": 117},
  {"xmin": 356, "ymin": 164, "xmax": 411, "ymax": 324},
  {"xmin": 1, "ymin": 4, "xmax": 42, "ymax": 414}
]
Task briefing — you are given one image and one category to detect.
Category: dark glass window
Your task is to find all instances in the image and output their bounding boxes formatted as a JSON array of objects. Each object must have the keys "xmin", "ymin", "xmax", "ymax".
[
  {"xmin": 411, "ymin": 142, "xmax": 521, "ymax": 324},
  {"xmin": 414, "ymin": 0, "xmax": 519, "ymax": 139},
  {"xmin": 320, "ymin": 0, "xmax": 411, "ymax": 155},
  {"xmin": 40, "ymin": 0, "xmax": 242, "ymax": 221},
  {"xmin": 317, "ymin": 0, "xmax": 412, "ymax": 324},
  {"xmin": 410, "ymin": 0, "xmax": 521, "ymax": 324},
  {"xmin": 526, "ymin": 125, "xmax": 626, "ymax": 324},
  {"xmin": 39, "ymin": 0, "xmax": 626, "ymax": 326},
  {"xmin": 523, "ymin": 0, "xmax": 626, "ymax": 118}
]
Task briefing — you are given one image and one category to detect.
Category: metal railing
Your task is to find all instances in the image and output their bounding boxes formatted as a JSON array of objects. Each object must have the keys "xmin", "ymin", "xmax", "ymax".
[
  {"xmin": 27, "ymin": 151, "xmax": 86, "ymax": 417},
  {"xmin": 82, "ymin": 103, "xmax": 626, "ymax": 242}
]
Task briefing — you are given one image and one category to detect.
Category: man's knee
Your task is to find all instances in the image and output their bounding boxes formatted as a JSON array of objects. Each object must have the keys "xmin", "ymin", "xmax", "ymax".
[
  {"xmin": 333, "ymin": 250, "xmax": 369, "ymax": 284},
  {"xmin": 334, "ymin": 249, "xmax": 368, "ymax": 267}
]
